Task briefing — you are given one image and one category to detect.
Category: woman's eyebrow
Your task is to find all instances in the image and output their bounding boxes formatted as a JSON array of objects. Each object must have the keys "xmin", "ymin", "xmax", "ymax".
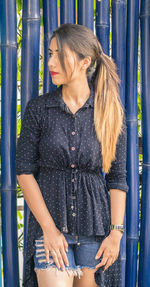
[{"xmin": 48, "ymin": 48, "xmax": 59, "ymax": 52}]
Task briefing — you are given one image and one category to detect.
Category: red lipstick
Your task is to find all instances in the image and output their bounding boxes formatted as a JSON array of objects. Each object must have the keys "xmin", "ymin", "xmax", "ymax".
[{"xmin": 50, "ymin": 71, "xmax": 59, "ymax": 76}]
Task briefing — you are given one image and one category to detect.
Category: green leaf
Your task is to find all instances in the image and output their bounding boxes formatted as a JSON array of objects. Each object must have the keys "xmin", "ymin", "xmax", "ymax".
[
  {"xmin": 17, "ymin": 210, "xmax": 23, "ymax": 220},
  {"xmin": 16, "ymin": 0, "xmax": 22, "ymax": 11},
  {"xmin": 138, "ymin": 70, "xmax": 140, "ymax": 83},
  {"xmin": 40, "ymin": 14, "xmax": 43, "ymax": 26},
  {"xmin": 17, "ymin": 223, "xmax": 24, "ymax": 230}
]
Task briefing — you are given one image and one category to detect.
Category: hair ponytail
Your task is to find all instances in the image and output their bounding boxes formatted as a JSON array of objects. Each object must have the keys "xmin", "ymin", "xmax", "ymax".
[
  {"xmin": 92, "ymin": 51, "xmax": 124, "ymax": 173},
  {"xmin": 51, "ymin": 23, "xmax": 125, "ymax": 173}
]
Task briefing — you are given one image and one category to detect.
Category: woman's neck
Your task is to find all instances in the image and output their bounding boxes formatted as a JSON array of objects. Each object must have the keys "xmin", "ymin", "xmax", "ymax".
[{"xmin": 62, "ymin": 78, "xmax": 91, "ymax": 105}]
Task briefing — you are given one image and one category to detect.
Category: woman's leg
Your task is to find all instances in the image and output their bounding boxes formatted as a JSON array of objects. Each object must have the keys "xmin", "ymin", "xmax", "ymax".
[
  {"xmin": 36, "ymin": 268, "xmax": 74, "ymax": 287},
  {"xmin": 73, "ymin": 268, "xmax": 98, "ymax": 287}
]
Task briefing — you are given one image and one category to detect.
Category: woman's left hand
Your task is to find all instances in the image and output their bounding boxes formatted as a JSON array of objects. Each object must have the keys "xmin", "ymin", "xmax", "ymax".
[{"xmin": 95, "ymin": 230, "xmax": 123, "ymax": 272}]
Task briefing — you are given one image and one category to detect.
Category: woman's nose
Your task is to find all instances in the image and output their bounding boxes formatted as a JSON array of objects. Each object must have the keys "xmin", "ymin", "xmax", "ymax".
[{"xmin": 48, "ymin": 55, "xmax": 55, "ymax": 68}]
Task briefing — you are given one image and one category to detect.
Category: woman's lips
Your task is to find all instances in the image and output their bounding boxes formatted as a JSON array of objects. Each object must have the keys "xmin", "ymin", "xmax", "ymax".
[{"xmin": 50, "ymin": 71, "xmax": 59, "ymax": 76}]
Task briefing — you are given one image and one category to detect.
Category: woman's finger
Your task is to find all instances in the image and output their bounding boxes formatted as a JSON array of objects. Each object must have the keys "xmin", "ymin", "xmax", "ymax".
[
  {"xmin": 103, "ymin": 257, "xmax": 113, "ymax": 271},
  {"xmin": 95, "ymin": 244, "xmax": 105, "ymax": 259},
  {"xmin": 111, "ymin": 257, "xmax": 116, "ymax": 265},
  {"xmin": 50, "ymin": 250, "xmax": 61, "ymax": 270},
  {"xmin": 60, "ymin": 246, "xmax": 69, "ymax": 267},
  {"xmin": 62, "ymin": 236, "xmax": 68, "ymax": 253},
  {"xmin": 45, "ymin": 248, "xmax": 50, "ymax": 263},
  {"xmin": 95, "ymin": 255, "xmax": 108, "ymax": 269},
  {"xmin": 55, "ymin": 249, "xmax": 65, "ymax": 271}
]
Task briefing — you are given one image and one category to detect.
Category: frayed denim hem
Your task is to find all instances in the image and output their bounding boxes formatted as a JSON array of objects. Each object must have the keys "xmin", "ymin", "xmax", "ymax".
[
  {"xmin": 34, "ymin": 265, "xmax": 83, "ymax": 278},
  {"xmin": 34, "ymin": 265, "xmax": 97, "ymax": 279}
]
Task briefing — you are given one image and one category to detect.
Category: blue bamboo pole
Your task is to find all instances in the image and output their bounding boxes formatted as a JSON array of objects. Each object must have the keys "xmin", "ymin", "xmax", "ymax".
[
  {"xmin": 138, "ymin": 1, "xmax": 150, "ymax": 286},
  {"xmin": 21, "ymin": 0, "xmax": 40, "ymax": 280},
  {"xmin": 0, "ymin": 235, "xmax": 1, "ymax": 287},
  {"xmin": 60, "ymin": 0, "xmax": 76, "ymax": 24},
  {"xmin": 43, "ymin": 0, "xmax": 58, "ymax": 93},
  {"xmin": 0, "ymin": 0, "xmax": 19, "ymax": 286},
  {"xmin": 96, "ymin": 0, "xmax": 110, "ymax": 55},
  {"xmin": 77, "ymin": 0, "xmax": 94, "ymax": 30},
  {"xmin": 125, "ymin": 0, "xmax": 140, "ymax": 286},
  {"xmin": 112, "ymin": 1, "xmax": 126, "ymax": 286},
  {"xmin": 0, "ymin": 2, "xmax": 2, "ymax": 285}
]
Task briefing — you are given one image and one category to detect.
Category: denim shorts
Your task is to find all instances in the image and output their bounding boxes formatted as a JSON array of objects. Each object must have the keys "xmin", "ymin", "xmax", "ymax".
[{"xmin": 34, "ymin": 233, "xmax": 104, "ymax": 277}]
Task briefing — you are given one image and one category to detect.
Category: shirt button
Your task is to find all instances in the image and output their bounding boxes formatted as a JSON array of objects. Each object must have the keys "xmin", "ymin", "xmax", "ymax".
[
  {"xmin": 77, "ymin": 242, "xmax": 80, "ymax": 246},
  {"xmin": 71, "ymin": 205, "xmax": 74, "ymax": 210},
  {"xmin": 71, "ymin": 164, "xmax": 75, "ymax": 168},
  {"xmin": 72, "ymin": 213, "xmax": 76, "ymax": 217},
  {"xmin": 62, "ymin": 226, "xmax": 68, "ymax": 232},
  {"xmin": 72, "ymin": 178, "xmax": 75, "ymax": 182},
  {"xmin": 72, "ymin": 131, "xmax": 75, "ymax": 135},
  {"xmin": 71, "ymin": 147, "xmax": 75, "ymax": 151}
]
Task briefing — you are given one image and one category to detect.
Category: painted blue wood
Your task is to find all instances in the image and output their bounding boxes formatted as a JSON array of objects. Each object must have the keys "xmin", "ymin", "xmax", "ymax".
[
  {"xmin": 0, "ymin": 0, "xmax": 19, "ymax": 286},
  {"xmin": 77, "ymin": 0, "xmax": 94, "ymax": 30},
  {"xmin": 138, "ymin": 1, "xmax": 150, "ymax": 286},
  {"xmin": 0, "ymin": 4, "xmax": 2, "ymax": 284},
  {"xmin": 60, "ymin": 0, "xmax": 76, "ymax": 24},
  {"xmin": 0, "ymin": 235, "xmax": 1, "ymax": 287},
  {"xmin": 96, "ymin": 0, "xmax": 110, "ymax": 55},
  {"xmin": 43, "ymin": 0, "xmax": 58, "ymax": 93},
  {"xmin": 125, "ymin": 0, "xmax": 140, "ymax": 286},
  {"xmin": 112, "ymin": 1, "xmax": 126, "ymax": 286}
]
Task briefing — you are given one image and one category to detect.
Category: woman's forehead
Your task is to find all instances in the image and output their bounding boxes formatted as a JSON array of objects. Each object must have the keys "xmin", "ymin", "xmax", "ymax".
[
  {"xmin": 49, "ymin": 38, "xmax": 76, "ymax": 58},
  {"xmin": 49, "ymin": 37, "xmax": 59, "ymax": 51}
]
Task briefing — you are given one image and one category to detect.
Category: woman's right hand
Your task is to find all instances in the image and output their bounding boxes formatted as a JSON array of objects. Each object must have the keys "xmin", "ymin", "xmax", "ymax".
[{"xmin": 43, "ymin": 226, "xmax": 69, "ymax": 271}]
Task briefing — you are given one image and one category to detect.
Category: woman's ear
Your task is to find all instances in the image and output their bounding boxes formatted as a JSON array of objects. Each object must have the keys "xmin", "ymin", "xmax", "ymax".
[{"xmin": 81, "ymin": 56, "xmax": 92, "ymax": 70}]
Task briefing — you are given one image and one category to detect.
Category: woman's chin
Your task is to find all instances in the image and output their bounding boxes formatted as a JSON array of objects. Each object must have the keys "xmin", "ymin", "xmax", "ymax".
[
  {"xmin": 51, "ymin": 79, "xmax": 60, "ymax": 85},
  {"xmin": 51, "ymin": 78, "xmax": 65, "ymax": 86}
]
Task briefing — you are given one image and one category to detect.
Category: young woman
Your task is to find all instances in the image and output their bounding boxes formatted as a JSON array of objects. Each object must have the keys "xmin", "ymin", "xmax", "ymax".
[{"xmin": 16, "ymin": 23, "xmax": 128, "ymax": 287}]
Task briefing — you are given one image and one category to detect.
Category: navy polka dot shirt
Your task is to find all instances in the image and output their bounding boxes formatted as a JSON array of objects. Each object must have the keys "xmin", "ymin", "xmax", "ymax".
[{"xmin": 15, "ymin": 84, "xmax": 128, "ymax": 286}]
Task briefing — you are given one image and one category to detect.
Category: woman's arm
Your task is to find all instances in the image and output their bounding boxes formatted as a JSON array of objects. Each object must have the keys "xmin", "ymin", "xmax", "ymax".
[
  {"xmin": 95, "ymin": 189, "xmax": 126, "ymax": 271},
  {"xmin": 17, "ymin": 174, "xmax": 55, "ymax": 231},
  {"xmin": 17, "ymin": 174, "xmax": 69, "ymax": 270},
  {"xmin": 109, "ymin": 188, "xmax": 126, "ymax": 236}
]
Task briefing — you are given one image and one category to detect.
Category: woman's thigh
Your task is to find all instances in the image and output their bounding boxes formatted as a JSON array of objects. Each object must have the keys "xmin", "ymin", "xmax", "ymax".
[
  {"xmin": 36, "ymin": 267, "xmax": 99, "ymax": 287},
  {"xmin": 73, "ymin": 267, "xmax": 98, "ymax": 287},
  {"xmin": 36, "ymin": 268, "xmax": 74, "ymax": 287}
]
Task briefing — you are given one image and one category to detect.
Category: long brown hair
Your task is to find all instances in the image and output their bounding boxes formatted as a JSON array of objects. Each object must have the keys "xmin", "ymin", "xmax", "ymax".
[{"xmin": 50, "ymin": 23, "xmax": 125, "ymax": 173}]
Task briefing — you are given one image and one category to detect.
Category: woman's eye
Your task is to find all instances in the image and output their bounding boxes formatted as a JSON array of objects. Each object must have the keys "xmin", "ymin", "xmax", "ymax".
[
  {"xmin": 48, "ymin": 51, "xmax": 60, "ymax": 59},
  {"xmin": 48, "ymin": 52, "xmax": 53, "ymax": 57}
]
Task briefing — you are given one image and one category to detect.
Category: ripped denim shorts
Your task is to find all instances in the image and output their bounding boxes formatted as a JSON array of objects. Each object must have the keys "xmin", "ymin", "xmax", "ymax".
[{"xmin": 33, "ymin": 233, "xmax": 104, "ymax": 278}]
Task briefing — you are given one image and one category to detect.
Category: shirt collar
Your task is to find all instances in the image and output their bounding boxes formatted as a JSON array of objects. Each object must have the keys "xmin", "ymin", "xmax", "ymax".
[{"xmin": 45, "ymin": 83, "xmax": 94, "ymax": 110}]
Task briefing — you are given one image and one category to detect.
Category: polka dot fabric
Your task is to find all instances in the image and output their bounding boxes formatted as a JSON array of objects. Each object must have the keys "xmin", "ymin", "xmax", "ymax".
[{"xmin": 15, "ymin": 84, "xmax": 128, "ymax": 287}]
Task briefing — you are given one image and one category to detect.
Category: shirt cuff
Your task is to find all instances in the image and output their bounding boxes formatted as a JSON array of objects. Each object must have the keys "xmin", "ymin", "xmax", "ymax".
[
  {"xmin": 106, "ymin": 182, "xmax": 129, "ymax": 192},
  {"xmin": 15, "ymin": 161, "xmax": 38, "ymax": 176}
]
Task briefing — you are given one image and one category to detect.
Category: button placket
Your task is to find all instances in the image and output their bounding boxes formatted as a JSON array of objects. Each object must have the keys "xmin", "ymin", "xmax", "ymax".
[
  {"xmin": 70, "ymin": 116, "xmax": 78, "ymax": 233},
  {"xmin": 71, "ymin": 169, "xmax": 78, "ymax": 223},
  {"xmin": 70, "ymin": 116, "xmax": 77, "ymax": 169}
]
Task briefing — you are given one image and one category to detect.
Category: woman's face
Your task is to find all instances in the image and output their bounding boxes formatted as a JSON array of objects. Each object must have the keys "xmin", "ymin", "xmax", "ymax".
[{"xmin": 48, "ymin": 37, "xmax": 85, "ymax": 86}]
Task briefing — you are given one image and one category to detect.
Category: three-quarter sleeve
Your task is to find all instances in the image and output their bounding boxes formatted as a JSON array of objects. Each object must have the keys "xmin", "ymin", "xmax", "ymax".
[
  {"xmin": 15, "ymin": 98, "xmax": 41, "ymax": 176},
  {"xmin": 105, "ymin": 116, "xmax": 129, "ymax": 192}
]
